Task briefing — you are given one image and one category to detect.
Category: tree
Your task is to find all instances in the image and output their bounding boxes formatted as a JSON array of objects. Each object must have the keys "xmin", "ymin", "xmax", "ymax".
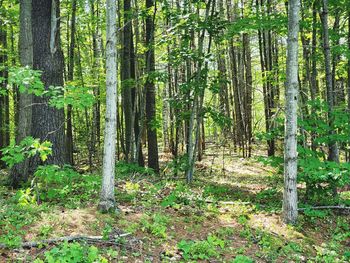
[
  {"xmin": 10, "ymin": 0, "xmax": 33, "ymax": 187},
  {"xmin": 66, "ymin": 0, "xmax": 77, "ymax": 166},
  {"xmin": 98, "ymin": 0, "xmax": 117, "ymax": 212},
  {"xmin": 320, "ymin": 0, "xmax": 339, "ymax": 163},
  {"xmin": 0, "ymin": 2, "xmax": 9, "ymax": 169},
  {"xmin": 31, "ymin": 0, "xmax": 66, "ymax": 171},
  {"xmin": 145, "ymin": 0, "xmax": 159, "ymax": 173},
  {"xmin": 283, "ymin": 0, "xmax": 300, "ymax": 224}
]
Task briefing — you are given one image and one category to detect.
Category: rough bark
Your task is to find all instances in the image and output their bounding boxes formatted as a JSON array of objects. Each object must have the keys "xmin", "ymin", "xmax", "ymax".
[{"xmin": 31, "ymin": 0, "xmax": 66, "ymax": 171}]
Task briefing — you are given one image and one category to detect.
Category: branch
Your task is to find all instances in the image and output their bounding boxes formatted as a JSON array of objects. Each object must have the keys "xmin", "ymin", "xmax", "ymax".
[
  {"xmin": 298, "ymin": 206, "xmax": 350, "ymax": 211},
  {"xmin": 0, "ymin": 233, "xmax": 131, "ymax": 250}
]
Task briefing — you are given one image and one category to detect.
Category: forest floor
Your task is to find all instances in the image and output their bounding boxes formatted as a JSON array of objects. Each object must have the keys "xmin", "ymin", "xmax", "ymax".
[{"xmin": 1, "ymin": 143, "xmax": 350, "ymax": 262}]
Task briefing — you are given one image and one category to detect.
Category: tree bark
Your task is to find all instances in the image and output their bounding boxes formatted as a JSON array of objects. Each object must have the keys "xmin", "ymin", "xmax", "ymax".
[
  {"xmin": 0, "ymin": 17, "xmax": 9, "ymax": 169},
  {"xmin": 283, "ymin": 0, "xmax": 300, "ymax": 225},
  {"xmin": 10, "ymin": 0, "xmax": 33, "ymax": 187},
  {"xmin": 31, "ymin": 0, "xmax": 66, "ymax": 171},
  {"xmin": 66, "ymin": 0, "xmax": 77, "ymax": 166},
  {"xmin": 145, "ymin": 0, "xmax": 159, "ymax": 173},
  {"xmin": 319, "ymin": 0, "xmax": 339, "ymax": 163},
  {"xmin": 98, "ymin": 0, "xmax": 118, "ymax": 212}
]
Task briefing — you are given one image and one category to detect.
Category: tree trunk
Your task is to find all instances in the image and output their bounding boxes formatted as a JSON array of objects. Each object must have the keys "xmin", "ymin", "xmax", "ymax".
[
  {"xmin": 121, "ymin": 0, "xmax": 135, "ymax": 162},
  {"xmin": 98, "ymin": 0, "xmax": 117, "ymax": 212},
  {"xmin": 145, "ymin": 0, "xmax": 159, "ymax": 173},
  {"xmin": 10, "ymin": 0, "xmax": 33, "ymax": 187},
  {"xmin": 31, "ymin": 0, "xmax": 66, "ymax": 171},
  {"xmin": 0, "ymin": 21, "xmax": 9, "ymax": 169},
  {"xmin": 66, "ymin": 0, "xmax": 77, "ymax": 166},
  {"xmin": 283, "ymin": 0, "xmax": 300, "ymax": 225},
  {"xmin": 319, "ymin": 0, "xmax": 339, "ymax": 163}
]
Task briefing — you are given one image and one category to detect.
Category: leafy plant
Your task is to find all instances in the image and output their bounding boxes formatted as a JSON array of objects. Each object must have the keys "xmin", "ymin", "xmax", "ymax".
[
  {"xmin": 177, "ymin": 234, "xmax": 225, "ymax": 260},
  {"xmin": 1, "ymin": 137, "xmax": 52, "ymax": 168},
  {"xmin": 140, "ymin": 213, "xmax": 169, "ymax": 239},
  {"xmin": 33, "ymin": 241, "xmax": 108, "ymax": 263},
  {"xmin": 34, "ymin": 165, "xmax": 101, "ymax": 207},
  {"xmin": 232, "ymin": 255, "xmax": 254, "ymax": 263}
]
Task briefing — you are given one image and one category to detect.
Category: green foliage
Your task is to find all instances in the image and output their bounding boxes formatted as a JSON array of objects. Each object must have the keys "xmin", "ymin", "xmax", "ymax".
[
  {"xmin": 0, "ymin": 192, "xmax": 47, "ymax": 248},
  {"xmin": 34, "ymin": 165, "xmax": 101, "ymax": 207},
  {"xmin": 33, "ymin": 242, "xmax": 107, "ymax": 263},
  {"xmin": 177, "ymin": 234, "xmax": 225, "ymax": 260},
  {"xmin": 8, "ymin": 66, "xmax": 44, "ymax": 96},
  {"xmin": 160, "ymin": 183, "xmax": 205, "ymax": 209},
  {"xmin": 47, "ymin": 85, "xmax": 95, "ymax": 110},
  {"xmin": 1, "ymin": 137, "xmax": 52, "ymax": 168},
  {"xmin": 232, "ymin": 255, "xmax": 254, "ymax": 263},
  {"xmin": 116, "ymin": 161, "xmax": 155, "ymax": 178},
  {"xmin": 140, "ymin": 213, "xmax": 169, "ymax": 239}
]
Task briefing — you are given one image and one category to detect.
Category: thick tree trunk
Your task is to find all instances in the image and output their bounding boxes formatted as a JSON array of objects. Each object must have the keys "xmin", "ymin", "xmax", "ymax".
[
  {"xmin": 98, "ymin": 0, "xmax": 117, "ymax": 212},
  {"xmin": 10, "ymin": 0, "xmax": 33, "ymax": 187},
  {"xmin": 145, "ymin": 0, "xmax": 159, "ymax": 173},
  {"xmin": 31, "ymin": 0, "xmax": 66, "ymax": 171},
  {"xmin": 283, "ymin": 0, "xmax": 300, "ymax": 225}
]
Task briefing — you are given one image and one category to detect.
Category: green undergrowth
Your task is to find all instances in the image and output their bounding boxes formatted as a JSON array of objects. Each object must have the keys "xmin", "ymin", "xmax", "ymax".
[{"xmin": 0, "ymin": 160, "xmax": 350, "ymax": 262}]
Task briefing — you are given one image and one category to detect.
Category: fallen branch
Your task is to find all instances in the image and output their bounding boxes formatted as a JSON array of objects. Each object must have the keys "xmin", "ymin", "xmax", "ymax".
[
  {"xmin": 205, "ymin": 200, "xmax": 251, "ymax": 205},
  {"xmin": 298, "ymin": 206, "xmax": 350, "ymax": 211},
  {"xmin": 0, "ymin": 233, "xmax": 131, "ymax": 250}
]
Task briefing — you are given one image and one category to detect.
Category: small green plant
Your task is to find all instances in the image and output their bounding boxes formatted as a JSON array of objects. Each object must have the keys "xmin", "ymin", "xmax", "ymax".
[
  {"xmin": 177, "ymin": 234, "xmax": 225, "ymax": 260},
  {"xmin": 33, "ymin": 165, "xmax": 101, "ymax": 207},
  {"xmin": 38, "ymin": 225, "xmax": 53, "ymax": 238},
  {"xmin": 33, "ymin": 241, "xmax": 108, "ymax": 263},
  {"xmin": 232, "ymin": 255, "xmax": 254, "ymax": 263},
  {"xmin": 140, "ymin": 213, "xmax": 169, "ymax": 239},
  {"xmin": 116, "ymin": 161, "xmax": 155, "ymax": 178}
]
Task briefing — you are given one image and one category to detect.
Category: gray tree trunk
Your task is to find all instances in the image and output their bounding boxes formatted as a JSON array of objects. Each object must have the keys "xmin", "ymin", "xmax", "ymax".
[
  {"xmin": 283, "ymin": 0, "xmax": 300, "ymax": 225},
  {"xmin": 98, "ymin": 0, "xmax": 117, "ymax": 212},
  {"xmin": 10, "ymin": 0, "xmax": 33, "ymax": 187}
]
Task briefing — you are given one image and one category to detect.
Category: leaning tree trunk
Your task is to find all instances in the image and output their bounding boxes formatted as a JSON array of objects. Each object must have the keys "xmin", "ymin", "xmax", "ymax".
[
  {"xmin": 145, "ymin": 0, "xmax": 159, "ymax": 173},
  {"xmin": 31, "ymin": 0, "xmax": 66, "ymax": 171},
  {"xmin": 10, "ymin": 0, "xmax": 33, "ymax": 187},
  {"xmin": 98, "ymin": 0, "xmax": 117, "ymax": 212},
  {"xmin": 283, "ymin": 0, "xmax": 300, "ymax": 225}
]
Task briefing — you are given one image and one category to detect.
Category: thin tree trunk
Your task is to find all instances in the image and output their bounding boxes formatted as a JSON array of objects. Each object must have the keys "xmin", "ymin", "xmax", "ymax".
[
  {"xmin": 283, "ymin": 0, "xmax": 300, "ymax": 225},
  {"xmin": 0, "ymin": 21, "xmax": 9, "ymax": 168},
  {"xmin": 98, "ymin": 0, "xmax": 117, "ymax": 212},
  {"xmin": 10, "ymin": 0, "xmax": 33, "ymax": 187},
  {"xmin": 66, "ymin": 0, "xmax": 77, "ymax": 166},
  {"xmin": 319, "ymin": 0, "xmax": 339, "ymax": 163},
  {"xmin": 122, "ymin": 0, "xmax": 135, "ymax": 162},
  {"xmin": 145, "ymin": 0, "xmax": 159, "ymax": 173}
]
